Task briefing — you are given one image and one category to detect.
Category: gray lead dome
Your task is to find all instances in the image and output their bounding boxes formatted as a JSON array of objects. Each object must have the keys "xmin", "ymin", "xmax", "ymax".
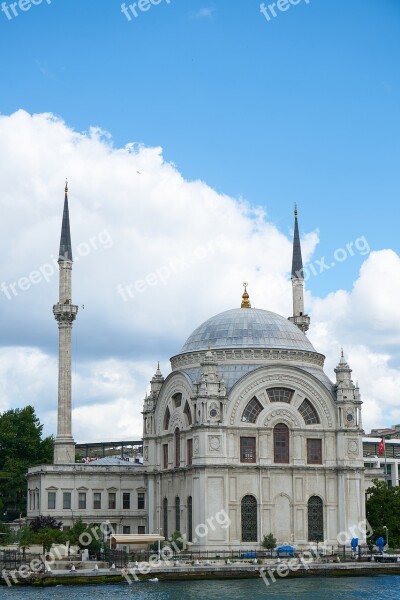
[{"xmin": 180, "ymin": 308, "xmax": 316, "ymax": 354}]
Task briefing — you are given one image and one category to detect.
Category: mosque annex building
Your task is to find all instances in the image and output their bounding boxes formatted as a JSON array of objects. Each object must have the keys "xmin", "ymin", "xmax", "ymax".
[{"xmin": 27, "ymin": 188, "xmax": 366, "ymax": 550}]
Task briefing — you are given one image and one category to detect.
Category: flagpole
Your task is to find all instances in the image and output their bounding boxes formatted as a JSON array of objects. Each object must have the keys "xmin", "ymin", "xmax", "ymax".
[{"xmin": 384, "ymin": 436, "xmax": 388, "ymax": 487}]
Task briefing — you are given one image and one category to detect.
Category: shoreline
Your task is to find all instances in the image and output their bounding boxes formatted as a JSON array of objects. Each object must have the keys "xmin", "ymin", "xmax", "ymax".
[{"xmin": 2, "ymin": 561, "xmax": 400, "ymax": 587}]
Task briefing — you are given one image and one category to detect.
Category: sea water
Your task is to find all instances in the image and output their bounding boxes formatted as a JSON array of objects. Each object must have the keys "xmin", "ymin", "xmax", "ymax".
[{"xmin": 1, "ymin": 576, "xmax": 400, "ymax": 599}]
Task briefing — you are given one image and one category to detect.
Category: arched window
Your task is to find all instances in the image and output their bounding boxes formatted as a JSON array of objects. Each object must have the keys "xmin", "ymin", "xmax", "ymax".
[
  {"xmin": 267, "ymin": 388, "xmax": 294, "ymax": 403},
  {"xmin": 175, "ymin": 428, "xmax": 181, "ymax": 467},
  {"xmin": 163, "ymin": 497, "xmax": 168, "ymax": 539},
  {"xmin": 184, "ymin": 401, "xmax": 192, "ymax": 425},
  {"xmin": 241, "ymin": 495, "xmax": 257, "ymax": 542},
  {"xmin": 299, "ymin": 399, "xmax": 320, "ymax": 425},
  {"xmin": 308, "ymin": 496, "xmax": 323, "ymax": 542},
  {"xmin": 274, "ymin": 423, "xmax": 289, "ymax": 463},
  {"xmin": 187, "ymin": 496, "xmax": 193, "ymax": 542},
  {"xmin": 164, "ymin": 406, "xmax": 170, "ymax": 430},
  {"xmin": 175, "ymin": 496, "xmax": 181, "ymax": 532},
  {"xmin": 172, "ymin": 393, "xmax": 182, "ymax": 408},
  {"xmin": 242, "ymin": 396, "xmax": 263, "ymax": 423}
]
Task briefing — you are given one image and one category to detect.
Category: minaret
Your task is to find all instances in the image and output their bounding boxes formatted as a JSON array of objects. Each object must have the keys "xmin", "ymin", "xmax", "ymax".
[
  {"xmin": 53, "ymin": 181, "xmax": 78, "ymax": 464},
  {"xmin": 288, "ymin": 206, "xmax": 310, "ymax": 333}
]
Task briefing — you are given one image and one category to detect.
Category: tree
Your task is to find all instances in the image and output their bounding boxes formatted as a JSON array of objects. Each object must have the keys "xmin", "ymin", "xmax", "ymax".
[
  {"xmin": 17, "ymin": 526, "xmax": 36, "ymax": 557},
  {"xmin": 67, "ymin": 519, "xmax": 103, "ymax": 552},
  {"xmin": 35, "ymin": 528, "xmax": 67, "ymax": 555},
  {"xmin": 0, "ymin": 406, "xmax": 53, "ymax": 520},
  {"xmin": 30, "ymin": 515, "xmax": 62, "ymax": 533},
  {"xmin": 366, "ymin": 479, "xmax": 400, "ymax": 548},
  {"xmin": 169, "ymin": 530, "xmax": 185, "ymax": 551},
  {"xmin": 262, "ymin": 533, "xmax": 277, "ymax": 552},
  {"xmin": 147, "ymin": 530, "xmax": 185, "ymax": 553},
  {"xmin": 0, "ymin": 522, "xmax": 12, "ymax": 546},
  {"xmin": 28, "ymin": 515, "xmax": 68, "ymax": 554}
]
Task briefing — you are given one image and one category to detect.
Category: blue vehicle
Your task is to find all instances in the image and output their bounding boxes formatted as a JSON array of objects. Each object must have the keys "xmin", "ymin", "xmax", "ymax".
[
  {"xmin": 240, "ymin": 551, "xmax": 257, "ymax": 559},
  {"xmin": 276, "ymin": 545, "xmax": 295, "ymax": 558}
]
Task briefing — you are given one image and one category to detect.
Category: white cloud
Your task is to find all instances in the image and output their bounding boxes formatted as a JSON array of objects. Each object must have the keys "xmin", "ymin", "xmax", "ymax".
[
  {"xmin": 190, "ymin": 8, "xmax": 215, "ymax": 20},
  {"xmin": 0, "ymin": 110, "xmax": 398, "ymax": 440},
  {"xmin": 308, "ymin": 248, "xmax": 400, "ymax": 432}
]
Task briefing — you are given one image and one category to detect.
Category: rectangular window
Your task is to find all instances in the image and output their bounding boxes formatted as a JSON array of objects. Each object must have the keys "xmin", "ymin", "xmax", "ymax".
[
  {"xmin": 163, "ymin": 443, "xmax": 168, "ymax": 469},
  {"xmin": 123, "ymin": 526, "xmax": 131, "ymax": 535},
  {"xmin": 108, "ymin": 492, "xmax": 116, "ymax": 510},
  {"xmin": 137, "ymin": 492, "xmax": 145, "ymax": 510},
  {"xmin": 48, "ymin": 491, "xmax": 56, "ymax": 510},
  {"xmin": 240, "ymin": 437, "xmax": 256, "ymax": 463},
  {"xmin": 274, "ymin": 424, "xmax": 289, "ymax": 464},
  {"xmin": 123, "ymin": 492, "xmax": 130, "ymax": 510},
  {"xmin": 307, "ymin": 439, "xmax": 322, "ymax": 464},
  {"xmin": 175, "ymin": 430, "xmax": 181, "ymax": 467},
  {"xmin": 187, "ymin": 439, "xmax": 193, "ymax": 466},
  {"xmin": 138, "ymin": 525, "xmax": 146, "ymax": 534},
  {"xmin": 93, "ymin": 492, "xmax": 101, "ymax": 509},
  {"xmin": 63, "ymin": 492, "xmax": 71, "ymax": 510},
  {"xmin": 78, "ymin": 492, "xmax": 86, "ymax": 509},
  {"xmin": 386, "ymin": 464, "xmax": 392, "ymax": 487}
]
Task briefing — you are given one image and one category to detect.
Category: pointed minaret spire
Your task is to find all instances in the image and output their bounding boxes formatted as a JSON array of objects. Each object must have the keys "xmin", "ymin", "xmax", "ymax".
[
  {"xmin": 59, "ymin": 179, "xmax": 73, "ymax": 261},
  {"xmin": 53, "ymin": 183, "xmax": 79, "ymax": 464},
  {"xmin": 291, "ymin": 204, "xmax": 303, "ymax": 279},
  {"xmin": 288, "ymin": 206, "xmax": 310, "ymax": 333}
]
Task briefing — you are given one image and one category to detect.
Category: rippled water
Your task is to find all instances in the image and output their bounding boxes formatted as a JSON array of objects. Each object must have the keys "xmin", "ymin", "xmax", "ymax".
[{"xmin": 2, "ymin": 577, "xmax": 400, "ymax": 600}]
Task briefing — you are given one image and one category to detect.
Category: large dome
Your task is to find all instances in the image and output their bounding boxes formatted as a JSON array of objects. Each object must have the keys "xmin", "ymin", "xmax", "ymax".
[{"xmin": 180, "ymin": 308, "xmax": 316, "ymax": 354}]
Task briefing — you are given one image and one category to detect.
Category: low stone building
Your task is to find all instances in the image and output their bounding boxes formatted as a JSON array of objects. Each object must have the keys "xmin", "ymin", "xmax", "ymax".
[{"xmin": 27, "ymin": 459, "xmax": 147, "ymax": 536}]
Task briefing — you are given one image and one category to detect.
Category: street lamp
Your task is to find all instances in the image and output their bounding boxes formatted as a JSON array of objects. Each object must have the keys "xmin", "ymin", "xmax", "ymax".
[
  {"xmin": 383, "ymin": 526, "xmax": 389, "ymax": 551},
  {"xmin": 157, "ymin": 528, "xmax": 162, "ymax": 561}
]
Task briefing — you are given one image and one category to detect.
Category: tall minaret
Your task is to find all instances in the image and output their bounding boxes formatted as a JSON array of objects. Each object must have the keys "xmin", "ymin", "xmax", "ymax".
[
  {"xmin": 53, "ymin": 181, "xmax": 78, "ymax": 464},
  {"xmin": 288, "ymin": 206, "xmax": 310, "ymax": 333}
]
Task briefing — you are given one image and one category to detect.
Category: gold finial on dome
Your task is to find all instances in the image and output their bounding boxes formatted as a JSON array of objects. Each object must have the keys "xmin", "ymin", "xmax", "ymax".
[{"xmin": 241, "ymin": 282, "xmax": 251, "ymax": 309}]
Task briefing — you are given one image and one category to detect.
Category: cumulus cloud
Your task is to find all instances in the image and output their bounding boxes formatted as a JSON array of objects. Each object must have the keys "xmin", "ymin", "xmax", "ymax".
[{"xmin": 0, "ymin": 110, "xmax": 398, "ymax": 439}]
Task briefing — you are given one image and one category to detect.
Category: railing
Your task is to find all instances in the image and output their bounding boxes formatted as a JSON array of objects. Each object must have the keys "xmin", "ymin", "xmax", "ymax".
[
  {"xmin": 0, "ymin": 551, "xmax": 45, "ymax": 572},
  {"xmin": 95, "ymin": 549, "xmax": 129, "ymax": 568},
  {"xmin": 124, "ymin": 544, "xmax": 378, "ymax": 563}
]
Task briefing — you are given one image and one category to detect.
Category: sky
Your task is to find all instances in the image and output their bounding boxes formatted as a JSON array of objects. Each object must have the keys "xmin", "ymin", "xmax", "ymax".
[{"xmin": 0, "ymin": 0, "xmax": 399, "ymax": 441}]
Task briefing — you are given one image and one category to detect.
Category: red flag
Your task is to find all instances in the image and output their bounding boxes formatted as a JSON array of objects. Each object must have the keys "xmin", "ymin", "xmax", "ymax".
[{"xmin": 378, "ymin": 438, "xmax": 385, "ymax": 456}]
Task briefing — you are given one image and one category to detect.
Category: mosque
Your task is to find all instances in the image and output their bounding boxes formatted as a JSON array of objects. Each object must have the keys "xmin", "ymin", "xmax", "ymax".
[{"xmin": 27, "ymin": 185, "xmax": 366, "ymax": 550}]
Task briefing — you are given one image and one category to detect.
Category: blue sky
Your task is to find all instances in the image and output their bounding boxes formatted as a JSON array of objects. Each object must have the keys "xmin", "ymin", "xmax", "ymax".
[
  {"xmin": 1, "ymin": 0, "xmax": 399, "ymax": 297},
  {"xmin": 0, "ymin": 0, "xmax": 399, "ymax": 438}
]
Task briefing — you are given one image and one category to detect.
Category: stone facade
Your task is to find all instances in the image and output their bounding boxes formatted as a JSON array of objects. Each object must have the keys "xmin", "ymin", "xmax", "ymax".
[
  {"xmin": 27, "ymin": 462, "xmax": 147, "ymax": 536},
  {"xmin": 142, "ymin": 320, "xmax": 366, "ymax": 550},
  {"xmin": 27, "ymin": 203, "xmax": 367, "ymax": 551}
]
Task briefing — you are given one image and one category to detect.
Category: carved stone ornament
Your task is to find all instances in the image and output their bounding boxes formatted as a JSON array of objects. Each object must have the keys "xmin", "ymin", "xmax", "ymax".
[
  {"xmin": 208, "ymin": 435, "xmax": 221, "ymax": 452},
  {"xmin": 347, "ymin": 439, "xmax": 359, "ymax": 457}
]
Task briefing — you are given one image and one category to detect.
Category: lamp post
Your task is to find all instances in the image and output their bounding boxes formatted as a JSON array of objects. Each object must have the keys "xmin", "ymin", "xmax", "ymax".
[
  {"xmin": 383, "ymin": 526, "xmax": 388, "ymax": 551},
  {"xmin": 157, "ymin": 527, "xmax": 162, "ymax": 561}
]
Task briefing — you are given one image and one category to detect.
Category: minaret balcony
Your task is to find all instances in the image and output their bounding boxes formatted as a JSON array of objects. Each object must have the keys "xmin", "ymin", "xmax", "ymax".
[
  {"xmin": 53, "ymin": 303, "xmax": 78, "ymax": 323},
  {"xmin": 288, "ymin": 314, "xmax": 310, "ymax": 333}
]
